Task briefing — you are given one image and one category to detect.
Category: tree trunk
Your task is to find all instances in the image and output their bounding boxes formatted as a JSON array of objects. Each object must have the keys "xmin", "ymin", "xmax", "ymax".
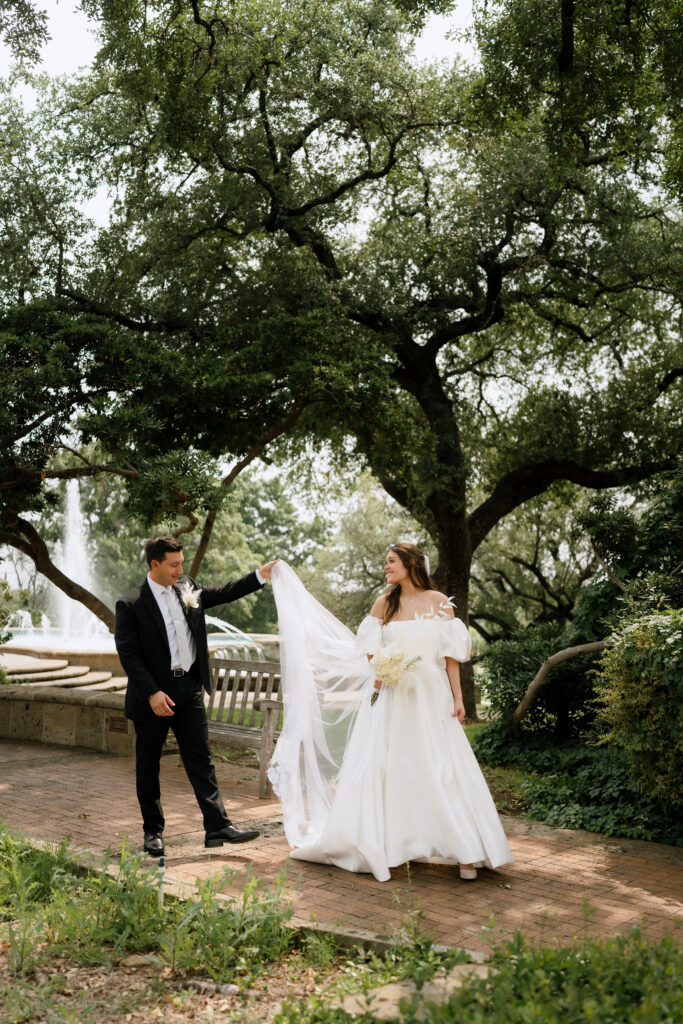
[
  {"xmin": 190, "ymin": 509, "xmax": 218, "ymax": 577},
  {"xmin": 436, "ymin": 518, "xmax": 478, "ymax": 720}
]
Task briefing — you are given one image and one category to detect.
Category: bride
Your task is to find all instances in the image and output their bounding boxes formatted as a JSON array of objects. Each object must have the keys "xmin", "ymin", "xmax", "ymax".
[{"xmin": 268, "ymin": 543, "xmax": 513, "ymax": 883}]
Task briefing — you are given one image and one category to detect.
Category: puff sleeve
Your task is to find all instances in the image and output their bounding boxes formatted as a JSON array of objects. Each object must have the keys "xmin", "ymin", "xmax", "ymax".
[
  {"xmin": 438, "ymin": 618, "xmax": 472, "ymax": 663},
  {"xmin": 355, "ymin": 615, "xmax": 382, "ymax": 658}
]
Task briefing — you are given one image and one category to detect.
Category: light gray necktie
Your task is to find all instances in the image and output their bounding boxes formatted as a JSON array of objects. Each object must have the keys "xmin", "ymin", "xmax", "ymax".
[{"xmin": 164, "ymin": 589, "xmax": 193, "ymax": 672}]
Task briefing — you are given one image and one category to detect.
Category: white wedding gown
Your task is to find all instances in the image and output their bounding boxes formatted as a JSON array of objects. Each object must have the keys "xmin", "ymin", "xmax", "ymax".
[{"xmin": 268, "ymin": 563, "xmax": 513, "ymax": 883}]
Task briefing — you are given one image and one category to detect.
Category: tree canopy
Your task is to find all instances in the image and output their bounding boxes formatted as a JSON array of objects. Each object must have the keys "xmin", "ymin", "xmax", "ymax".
[
  {"xmin": 1, "ymin": 0, "xmax": 681, "ymax": 714},
  {"xmin": 0, "ymin": 0, "xmax": 48, "ymax": 64}
]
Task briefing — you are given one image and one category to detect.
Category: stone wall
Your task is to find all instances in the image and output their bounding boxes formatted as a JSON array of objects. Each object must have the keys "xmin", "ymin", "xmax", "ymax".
[{"xmin": 0, "ymin": 686, "xmax": 135, "ymax": 755}]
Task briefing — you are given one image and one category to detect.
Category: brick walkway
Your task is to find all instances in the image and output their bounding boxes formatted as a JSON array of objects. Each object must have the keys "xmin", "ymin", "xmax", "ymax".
[{"xmin": 1, "ymin": 739, "xmax": 681, "ymax": 953}]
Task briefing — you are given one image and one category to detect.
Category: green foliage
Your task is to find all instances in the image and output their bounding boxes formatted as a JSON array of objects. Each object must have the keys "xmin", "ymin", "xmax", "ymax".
[
  {"xmin": 0, "ymin": 832, "xmax": 80, "ymax": 916},
  {"xmin": 480, "ymin": 622, "xmax": 598, "ymax": 736},
  {"xmin": 470, "ymin": 487, "xmax": 595, "ymax": 643},
  {"xmin": 190, "ymin": 471, "xmax": 329, "ymax": 633},
  {"xmin": 571, "ymin": 472, "xmax": 683, "ymax": 642},
  {"xmin": 158, "ymin": 867, "xmax": 294, "ymax": 982},
  {"xmin": 276, "ymin": 928, "xmax": 683, "ymax": 1024},
  {"xmin": 0, "ymin": 0, "xmax": 48, "ymax": 64},
  {"xmin": 474, "ymin": 0, "xmax": 683, "ymax": 199},
  {"xmin": 598, "ymin": 608, "xmax": 683, "ymax": 804},
  {"xmin": 473, "ymin": 727, "xmax": 683, "ymax": 846},
  {"xmin": 299, "ymin": 472, "xmax": 428, "ymax": 629}
]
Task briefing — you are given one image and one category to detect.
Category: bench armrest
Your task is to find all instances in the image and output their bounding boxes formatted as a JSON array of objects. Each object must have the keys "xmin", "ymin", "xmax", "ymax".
[{"xmin": 254, "ymin": 698, "xmax": 283, "ymax": 711}]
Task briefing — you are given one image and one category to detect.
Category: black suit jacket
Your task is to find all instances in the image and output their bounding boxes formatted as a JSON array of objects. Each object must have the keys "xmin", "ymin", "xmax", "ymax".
[{"xmin": 115, "ymin": 571, "xmax": 263, "ymax": 720}]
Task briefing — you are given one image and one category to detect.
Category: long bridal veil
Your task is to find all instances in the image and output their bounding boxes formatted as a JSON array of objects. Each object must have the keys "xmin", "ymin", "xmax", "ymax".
[{"xmin": 268, "ymin": 561, "xmax": 377, "ymax": 848}]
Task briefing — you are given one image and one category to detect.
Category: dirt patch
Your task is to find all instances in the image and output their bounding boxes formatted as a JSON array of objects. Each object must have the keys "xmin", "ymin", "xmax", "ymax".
[{"xmin": 0, "ymin": 946, "xmax": 339, "ymax": 1024}]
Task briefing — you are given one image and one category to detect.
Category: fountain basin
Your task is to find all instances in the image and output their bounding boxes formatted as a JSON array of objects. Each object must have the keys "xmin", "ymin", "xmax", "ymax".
[
  {"xmin": 4, "ymin": 630, "xmax": 280, "ymax": 675},
  {"xmin": 5, "ymin": 642, "xmax": 124, "ymax": 676}
]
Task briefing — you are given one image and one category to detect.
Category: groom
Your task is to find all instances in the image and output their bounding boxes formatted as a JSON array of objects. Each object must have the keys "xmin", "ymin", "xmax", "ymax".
[{"xmin": 115, "ymin": 535, "xmax": 277, "ymax": 857}]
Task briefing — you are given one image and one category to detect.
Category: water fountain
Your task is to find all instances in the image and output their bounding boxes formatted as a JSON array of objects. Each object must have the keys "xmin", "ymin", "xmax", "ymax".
[
  {"xmin": 55, "ymin": 479, "xmax": 108, "ymax": 641},
  {"xmin": 4, "ymin": 479, "xmax": 272, "ymax": 661},
  {"xmin": 8, "ymin": 609, "xmax": 34, "ymax": 631}
]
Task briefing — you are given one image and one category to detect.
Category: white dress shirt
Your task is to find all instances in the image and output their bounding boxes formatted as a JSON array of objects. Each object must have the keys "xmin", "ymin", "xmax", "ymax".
[{"xmin": 147, "ymin": 574, "xmax": 197, "ymax": 670}]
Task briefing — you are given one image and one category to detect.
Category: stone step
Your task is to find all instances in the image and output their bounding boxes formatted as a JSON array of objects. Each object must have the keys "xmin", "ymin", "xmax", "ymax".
[
  {"xmin": 0, "ymin": 653, "xmax": 70, "ymax": 674},
  {"xmin": 17, "ymin": 671, "xmax": 113, "ymax": 689},
  {"xmin": 78, "ymin": 676, "xmax": 128, "ymax": 692},
  {"xmin": 7, "ymin": 665, "xmax": 91, "ymax": 683}
]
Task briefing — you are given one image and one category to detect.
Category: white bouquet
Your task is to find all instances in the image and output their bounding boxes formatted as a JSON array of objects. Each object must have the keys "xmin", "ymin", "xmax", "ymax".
[{"xmin": 373, "ymin": 641, "xmax": 421, "ymax": 690}]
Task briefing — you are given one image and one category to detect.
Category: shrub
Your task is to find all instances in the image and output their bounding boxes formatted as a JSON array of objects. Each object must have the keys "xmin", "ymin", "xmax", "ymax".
[
  {"xmin": 480, "ymin": 622, "xmax": 598, "ymax": 736},
  {"xmin": 598, "ymin": 608, "xmax": 683, "ymax": 805},
  {"xmin": 472, "ymin": 727, "xmax": 683, "ymax": 846}
]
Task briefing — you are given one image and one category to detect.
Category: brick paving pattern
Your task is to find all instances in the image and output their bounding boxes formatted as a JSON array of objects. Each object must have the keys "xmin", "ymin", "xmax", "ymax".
[{"xmin": 1, "ymin": 739, "xmax": 681, "ymax": 953}]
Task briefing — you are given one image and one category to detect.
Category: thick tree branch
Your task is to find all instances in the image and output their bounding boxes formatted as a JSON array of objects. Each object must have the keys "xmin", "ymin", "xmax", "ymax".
[
  {"xmin": 189, "ymin": 0, "xmax": 217, "ymax": 59},
  {"xmin": 512, "ymin": 640, "xmax": 607, "ymax": 729},
  {"xmin": 0, "ymin": 516, "xmax": 115, "ymax": 631},
  {"xmin": 557, "ymin": 0, "xmax": 575, "ymax": 75},
  {"xmin": 469, "ymin": 458, "xmax": 675, "ymax": 552},
  {"xmin": 0, "ymin": 464, "xmax": 138, "ymax": 491},
  {"xmin": 657, "ymin": 367, "xmax": 683, "ymax": 393},
  {"xmin": 55, "ymin": 285, "xmax": 192, "ymax": 335}
]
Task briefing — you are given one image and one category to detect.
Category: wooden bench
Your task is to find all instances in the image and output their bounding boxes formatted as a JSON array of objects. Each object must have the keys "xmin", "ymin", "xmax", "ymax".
[{"xmin": 206, "ymin": 658, "xmax": 283, "ymax": 798}]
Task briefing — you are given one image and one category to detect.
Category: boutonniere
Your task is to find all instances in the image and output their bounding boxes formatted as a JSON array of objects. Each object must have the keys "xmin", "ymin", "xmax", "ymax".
[{"xmin": 177, "ymin": 580, "xmax": 201, "ymax": 615}]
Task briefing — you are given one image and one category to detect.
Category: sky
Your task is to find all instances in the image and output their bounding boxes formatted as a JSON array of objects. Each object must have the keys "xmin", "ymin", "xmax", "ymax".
[{"xmin": 1, "ymin": 0, "xmax": 476, "ymax": 78}]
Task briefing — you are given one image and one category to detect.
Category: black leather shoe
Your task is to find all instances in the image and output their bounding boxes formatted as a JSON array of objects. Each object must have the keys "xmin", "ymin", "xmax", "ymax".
[
  {"xmin": 143, "ymin": 832, "xmax": 164, "ymax": 857},
  {"xmin": 205, "ymin": 824, "xmax": 260, "ymax": 847}
]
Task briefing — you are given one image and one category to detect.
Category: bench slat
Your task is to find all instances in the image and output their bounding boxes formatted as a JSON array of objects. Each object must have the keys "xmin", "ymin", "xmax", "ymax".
[{"xmin": 246, "ymin": 671, "xmax": 262, "ymax": 727}]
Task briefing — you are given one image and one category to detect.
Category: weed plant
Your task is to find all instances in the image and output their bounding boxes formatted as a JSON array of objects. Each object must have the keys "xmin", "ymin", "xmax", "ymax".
[{"xmin": 0, "ymin": 825, "xmax": 293, "ymax": 982}]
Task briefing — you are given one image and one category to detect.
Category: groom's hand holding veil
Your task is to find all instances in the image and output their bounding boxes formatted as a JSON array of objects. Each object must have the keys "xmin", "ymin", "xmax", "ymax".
[{"xmin": 258, "ymin": 559, "xmax": 280, "ymax": 579}]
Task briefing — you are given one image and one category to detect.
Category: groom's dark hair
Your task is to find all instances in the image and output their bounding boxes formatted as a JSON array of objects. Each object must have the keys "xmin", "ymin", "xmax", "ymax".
[{"xmin": 145, "ymin": 536, "xmax": 183, "ymax": 566}]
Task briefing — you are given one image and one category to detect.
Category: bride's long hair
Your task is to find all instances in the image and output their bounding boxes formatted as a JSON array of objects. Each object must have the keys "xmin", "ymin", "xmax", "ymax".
[{"xmin": 383, "ymin": 543, "xmax": 436, "ymax": 624}]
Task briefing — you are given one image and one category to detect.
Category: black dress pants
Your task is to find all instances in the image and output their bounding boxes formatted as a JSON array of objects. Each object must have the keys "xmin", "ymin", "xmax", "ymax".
[{"xmin": 133, "ymin": 673, "xmax": 230, "ymax": 834}]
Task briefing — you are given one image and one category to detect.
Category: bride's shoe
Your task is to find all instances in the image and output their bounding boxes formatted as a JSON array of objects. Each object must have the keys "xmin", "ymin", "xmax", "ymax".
[{"xmin": 459, "ymin": 864, "xmax": 477, "ymax": 881}]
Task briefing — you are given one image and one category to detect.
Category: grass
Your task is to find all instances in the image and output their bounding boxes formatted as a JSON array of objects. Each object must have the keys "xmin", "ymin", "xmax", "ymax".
[{"xmin": 0, "ymin": 826, "xmax": 294, "ymax": 983}]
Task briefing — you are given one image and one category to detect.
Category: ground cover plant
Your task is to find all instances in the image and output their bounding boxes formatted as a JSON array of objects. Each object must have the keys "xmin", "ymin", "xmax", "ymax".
[
  {"xmin": 473, "ymin": 726, "xmax": 683, "ymax": 847},
  {"xmin": 276, "ymin": 928, "xmax": 683, "ymax": 1024}
]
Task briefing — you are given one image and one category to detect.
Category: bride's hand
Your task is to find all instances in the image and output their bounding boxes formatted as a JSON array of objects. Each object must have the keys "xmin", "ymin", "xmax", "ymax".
[{"xmin": 452, "ymin": 697, "xmax": 466, "ymax": 723}]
